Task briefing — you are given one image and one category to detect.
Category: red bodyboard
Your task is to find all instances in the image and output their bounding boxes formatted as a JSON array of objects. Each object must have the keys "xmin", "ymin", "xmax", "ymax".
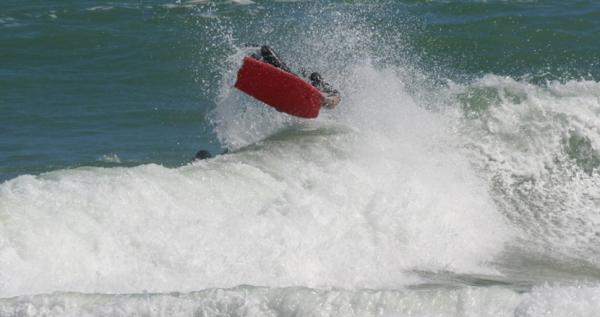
[{"xmin": 234, "ymin": 56, "xmax": 322, "ymax": 118}]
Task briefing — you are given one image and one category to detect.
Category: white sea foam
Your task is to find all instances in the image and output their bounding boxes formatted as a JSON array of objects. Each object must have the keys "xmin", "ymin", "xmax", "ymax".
[
  {"xmin": 2, "ymin": 284, "xmax": 600, "ymax": 317},
  {"xmin": 231, "ymin": 0, "xmax": 255, "ymax": 5},
  {"xmin": 517, "ymin": 283, "xmax": 600, "ymax": 316},
  {"xmin": 99, "ymin": 154, "xmax": 121, "ymax": 163},
  {"xmin": 445, "ymin": 76, "xmax": 600, "ymax": 265},
  {"xmin": 0, "ymin": 287, "xmax": 521, "ymax": 316},
  {"xmin": 86, "ymin": 6, "xmax": 114, "ymax": 12},
  {"xmin": 0, "ymin": 62, "xmax": 512, "ymax": 298}
]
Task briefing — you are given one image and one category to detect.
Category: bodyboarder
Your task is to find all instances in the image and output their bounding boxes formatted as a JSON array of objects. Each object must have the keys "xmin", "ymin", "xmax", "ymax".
[{"xmin": 250, "ymin": 45, "xmax": 341, "ymax": 109}]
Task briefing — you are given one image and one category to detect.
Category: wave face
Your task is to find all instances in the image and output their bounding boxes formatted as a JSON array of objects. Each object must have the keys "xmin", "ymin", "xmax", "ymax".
[
  {"xmin": 1, "ymin": 59, "xmax": 512, "ymax": 297},
  {"xmin": 448, "ymin": 76, "xmax": 600, "ymax": 267},
  {"xmin": 2, "ymin": 0, "xmax": 600, "ymax": 315}
]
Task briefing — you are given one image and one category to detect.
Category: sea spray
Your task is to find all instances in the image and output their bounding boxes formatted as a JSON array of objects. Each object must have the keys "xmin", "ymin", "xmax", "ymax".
[{"xmin": 1, "ymin": 56, "xmax": 513, "ymax": 297}]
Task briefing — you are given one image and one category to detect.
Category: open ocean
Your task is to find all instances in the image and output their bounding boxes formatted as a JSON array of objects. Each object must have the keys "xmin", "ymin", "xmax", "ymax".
[{"xmin": 2, "ymin": 1, "xmax": 600, "ymax": 316}]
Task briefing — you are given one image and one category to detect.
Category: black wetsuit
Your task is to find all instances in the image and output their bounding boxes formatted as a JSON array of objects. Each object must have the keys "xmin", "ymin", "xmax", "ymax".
[{"xmin": 251, "ymin": 45, "xmax": 340, "ymax": 100}]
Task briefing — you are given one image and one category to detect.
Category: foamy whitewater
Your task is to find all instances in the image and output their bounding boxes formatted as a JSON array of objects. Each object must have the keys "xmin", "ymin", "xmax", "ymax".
[
  {"xmin": 1, "ymin": 62, "xmax": 510, "ymax": 295},
  {"xmin": 2, "ymin": 1, "xmax": 600, "ymax": 316}
]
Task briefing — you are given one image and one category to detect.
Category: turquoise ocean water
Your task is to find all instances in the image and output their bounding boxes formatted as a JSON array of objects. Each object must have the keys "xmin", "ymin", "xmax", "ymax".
[{"xmin": 2, "ymin": 1, "xmax": 600, "ymax": 316}]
